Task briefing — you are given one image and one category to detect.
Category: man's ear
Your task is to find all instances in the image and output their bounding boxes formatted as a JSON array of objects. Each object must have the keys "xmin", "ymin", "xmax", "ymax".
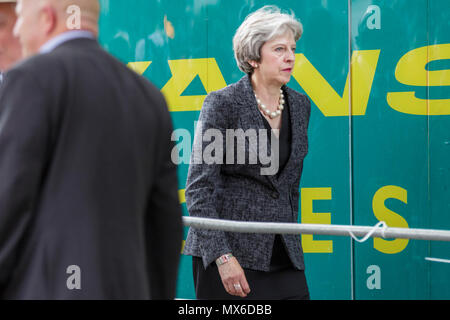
[{"xmin": 40, "ymin": 5, "xmax": 57, "ymax": 35}]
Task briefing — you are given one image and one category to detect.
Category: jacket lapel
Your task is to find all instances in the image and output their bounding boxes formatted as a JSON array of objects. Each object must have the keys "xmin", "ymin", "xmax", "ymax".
[
  {"xmin": 234, "ymin": 75, "xmax": 284, "ymax": 189},
  {"xmin": 234, "ymin": 75, "xmax": 271, "ymax": 153},
  {"xmin": 233, "ymin": 75, "xmax": 307, "ymax": 189},
  {"xmin": 275, "ymin": 86, "xmax": 302, "ymax": 185}
]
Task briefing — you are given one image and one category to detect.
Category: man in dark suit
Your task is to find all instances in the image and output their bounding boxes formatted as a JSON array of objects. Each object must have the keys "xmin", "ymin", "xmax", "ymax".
[{"xmin": 0, "ymin": 0, "xmax": 182, "ymax": 299}]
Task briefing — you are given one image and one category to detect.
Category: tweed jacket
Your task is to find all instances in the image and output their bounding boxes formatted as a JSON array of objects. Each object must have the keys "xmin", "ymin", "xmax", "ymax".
[{"xmin": 183, "ymin": 75, "xmax": 311, "ymax": 272}]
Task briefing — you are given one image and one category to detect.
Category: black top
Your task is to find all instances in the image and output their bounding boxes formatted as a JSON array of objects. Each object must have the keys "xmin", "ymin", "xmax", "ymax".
[
  {"xmin": 258, "ymin": 88, "xmax": 293, "ymax": 271},
  {"xmin": 259, "ymin": 87, "xmax": 292, "ymax": 178}
]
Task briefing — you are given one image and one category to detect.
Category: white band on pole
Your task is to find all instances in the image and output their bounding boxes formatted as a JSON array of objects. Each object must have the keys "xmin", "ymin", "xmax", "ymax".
[{"xmin": 348, "ymin": 221, "xmax": 387, "ymax": 243}]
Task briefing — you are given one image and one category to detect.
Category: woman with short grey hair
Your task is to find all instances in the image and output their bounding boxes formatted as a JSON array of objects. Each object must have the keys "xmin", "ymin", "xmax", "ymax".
[
  {"xmin": 183, "ymin": 5, "xmax": 311, "ymax": 300},
  {"xmin": 233, "ymin": 6, "xmax": 303, "ymax": 75}
]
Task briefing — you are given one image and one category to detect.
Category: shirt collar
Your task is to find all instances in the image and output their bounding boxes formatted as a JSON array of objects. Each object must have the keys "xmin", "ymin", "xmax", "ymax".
[{"xmin": 39, "ymin": 30, "xmax": 96, "ymax": 54}]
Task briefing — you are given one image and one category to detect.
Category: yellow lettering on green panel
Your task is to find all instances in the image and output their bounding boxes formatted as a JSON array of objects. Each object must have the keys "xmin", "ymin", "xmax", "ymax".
[
  {"xmin": 161, "ymin": 58, "xmax": 227, "ymax": 112},
  {"xmin": 291, "ymin": 50, "xmax": 380, "ymax": 116},
  {"xmin": 127, "ymin": 61, "xmax": 152, "ymax": 75},
  {"xmin": 387, "ymin": 43, "xmax": 450, "ymax": 115},
  {"xmin": 301, "ymin": 187, "xmax": 333, "ymax": 253},
  {"xmin": 178, "ymin": 189, "xmax": 186, "ymax": 204},
  {"xmin": 373, "ymin": 185, "xmax": 409, "ymax": 254}
]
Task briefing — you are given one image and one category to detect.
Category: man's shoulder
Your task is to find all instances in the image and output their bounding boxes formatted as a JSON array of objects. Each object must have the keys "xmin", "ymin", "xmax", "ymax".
[
  {"xmin": 13, "ymin": 41, "xmax": 154, "ymax": 86},
  {"xmin": 2, "ymin": 54, "xmax": 54, "ymax": 90},
  {"xmin": 6, "ymin": 40, "xmax": 165, "ymax": 109},
  {"xmin": 10, "ymin": 51, "xmax": 56, "ymax": 74},
  {"xmin": 6, "ymin": 45, "xmax": 75, "ymax": 86}
]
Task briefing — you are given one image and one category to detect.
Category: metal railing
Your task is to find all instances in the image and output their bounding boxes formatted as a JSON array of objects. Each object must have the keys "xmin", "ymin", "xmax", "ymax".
[{"xmin": 182, "ymin": 216, "xmax": 450, "ymax": 242}]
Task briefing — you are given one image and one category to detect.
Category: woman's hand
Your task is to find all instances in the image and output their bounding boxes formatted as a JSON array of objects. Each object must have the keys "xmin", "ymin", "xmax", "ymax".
[{"xmin": 217, "ymin": 257, "xmax": 251, "ymax": 297}]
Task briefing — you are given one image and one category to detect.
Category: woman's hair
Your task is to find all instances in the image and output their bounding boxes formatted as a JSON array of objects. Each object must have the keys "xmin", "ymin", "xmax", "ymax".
[{"xmin": 233, "ymin": 5, "xmax": 303, "ymax": 74}]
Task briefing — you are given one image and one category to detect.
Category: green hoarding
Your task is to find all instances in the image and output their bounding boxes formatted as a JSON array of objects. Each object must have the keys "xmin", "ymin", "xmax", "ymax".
[{"xmin": 98, "ymin": 0, "xmax": 450, "ymax": 299}]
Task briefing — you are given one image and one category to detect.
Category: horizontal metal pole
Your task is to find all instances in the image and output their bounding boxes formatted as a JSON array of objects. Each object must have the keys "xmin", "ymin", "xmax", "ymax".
[{"xmin": 183, "ymin": 216, "xmax": 450, "ymax": 242}]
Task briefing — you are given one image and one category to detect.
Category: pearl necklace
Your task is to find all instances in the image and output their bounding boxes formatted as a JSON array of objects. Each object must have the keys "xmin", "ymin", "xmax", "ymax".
[{"xmin": 254, "ymin": 88, "xmax": 285, "ymax": 119}]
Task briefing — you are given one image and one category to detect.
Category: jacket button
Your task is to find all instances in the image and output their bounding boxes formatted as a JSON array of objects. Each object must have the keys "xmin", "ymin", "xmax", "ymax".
[{"xmin": 271, "ymin": 191, "xmax": 279, "ymax": 199}]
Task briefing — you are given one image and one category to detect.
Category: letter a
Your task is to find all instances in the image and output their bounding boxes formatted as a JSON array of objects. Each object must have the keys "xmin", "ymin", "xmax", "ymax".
[
  {"xmin": 66, "ymin": 265, "xmax": 81, "ymax": 290},
  {"xmin": 66, "ymin": 5, "xmax": 81, "ymax": 30},
  {"xmin": 366, "ymin": 5, "xmax": 381, "ymax": 30},
  {"xmin": 366, "ymin": 265, "xmax": 381, "ymax": 290}
]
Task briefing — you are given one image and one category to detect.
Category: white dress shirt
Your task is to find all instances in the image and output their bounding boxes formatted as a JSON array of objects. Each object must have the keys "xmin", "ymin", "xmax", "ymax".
[{"xmin": 39, "ymin": 30, "xmax": 96, "ymax": 54}]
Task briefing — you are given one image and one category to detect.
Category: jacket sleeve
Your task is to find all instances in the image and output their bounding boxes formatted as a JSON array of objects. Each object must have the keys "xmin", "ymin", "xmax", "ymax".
[
  {"xmin": 0, "ymin": 70, "xmax": 51, "ymax": 291},
  {"xmin": 145, "ymin": 91, "xmax": 183, "ymax": 299},
  {"xmin": 184, "ymin": 91, "xmax": 233, "ymax": 268},
  {"xmin": 303, "ymin": 94, "xmax": 311, "ymax": 127}
]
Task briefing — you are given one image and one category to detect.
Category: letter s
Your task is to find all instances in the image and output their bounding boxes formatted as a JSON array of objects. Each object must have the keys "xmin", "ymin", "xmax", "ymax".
[{"xmin": 372, "ymin": 186, "xmax": 409, "ymax": 254}]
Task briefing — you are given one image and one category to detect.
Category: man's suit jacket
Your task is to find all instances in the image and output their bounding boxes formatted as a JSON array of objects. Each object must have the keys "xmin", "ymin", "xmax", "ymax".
[
  {"xmin": 183, "ymin": 75, "xmax": 311, "ymax": 272},
  {"xmin": 0, "ymin": 38, "xmax": 182, "ymax": 299}
]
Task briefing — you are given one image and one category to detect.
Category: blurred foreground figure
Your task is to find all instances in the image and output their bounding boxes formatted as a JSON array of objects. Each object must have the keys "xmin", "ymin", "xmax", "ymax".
[
  {"xmin": 0, "ymin": 0, "xmax": 182, "ymax": 299},
  {"xmin": 0, "ymin": 0, "xmax": 21, "ymax": 78}
]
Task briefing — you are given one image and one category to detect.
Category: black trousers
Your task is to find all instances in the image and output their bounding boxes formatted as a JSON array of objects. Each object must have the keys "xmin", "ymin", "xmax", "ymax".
[{"xmin": 192, "ymin": 257, "xmax": 310, "ymax": 300}]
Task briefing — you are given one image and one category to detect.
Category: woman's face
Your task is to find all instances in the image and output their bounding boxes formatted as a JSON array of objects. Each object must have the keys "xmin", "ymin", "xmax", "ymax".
[{"xmin": 253, "ymin": 32, "xmax": 296, "ymax": 87}]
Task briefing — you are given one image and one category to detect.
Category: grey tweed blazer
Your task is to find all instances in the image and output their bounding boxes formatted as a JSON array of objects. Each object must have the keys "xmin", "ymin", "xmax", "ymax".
[{"xmin": 183, "ymin": 75, "xmax": 311, "ymax": 272}]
